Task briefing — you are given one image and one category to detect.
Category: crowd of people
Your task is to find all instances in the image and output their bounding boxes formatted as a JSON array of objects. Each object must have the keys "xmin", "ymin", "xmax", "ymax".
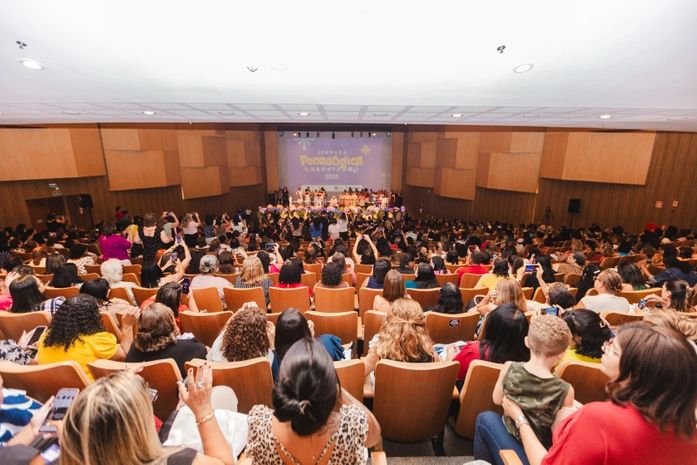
[
  {"xmin": 268, "ymin": 186, "xmax": 404, "ymax": 211},
  {"xmin": 1, "ymin": 206, "xmax": 697, "ymax": 464}
]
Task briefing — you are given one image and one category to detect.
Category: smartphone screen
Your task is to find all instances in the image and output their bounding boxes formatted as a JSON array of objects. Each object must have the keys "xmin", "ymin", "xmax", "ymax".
[
  {"xmin": 525, "ymin": 264, "xmax": 537, "ymax": 273},
  {"xmin": 40, "ymin": 443, "xmax": 61, "ymax": 464},
  {"xmin": 27, "ymin": 326, "xmax": 47, "ymax": 347},
  {"xmin": 40, "ymin": 388, "xmax": 79, "ymax": 432},
  {"xmin": 542, "ymin": 307, "xmax": 559, "ymax": 317},
  {"xmin": 171, "ymin": 252, "xmax": 178, "ymax": 261}
]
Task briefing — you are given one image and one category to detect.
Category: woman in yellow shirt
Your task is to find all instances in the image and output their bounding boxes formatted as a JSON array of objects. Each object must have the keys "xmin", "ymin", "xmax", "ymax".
[
  {"xmin": 37, "ymin": 294, "xmax": 138, "ymax": 380},
  {"xmin": 561, "ymin": 309, "xmax": 613, "ymax": 363}
]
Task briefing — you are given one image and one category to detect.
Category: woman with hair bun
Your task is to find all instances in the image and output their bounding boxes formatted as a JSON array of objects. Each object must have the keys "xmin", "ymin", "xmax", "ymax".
[
  {"xmin": 246, "ymin": 338, "xmax": 380, "ymax": 464},
  {"xmin": 562, "ymin": 309, "xmax": 613, "ymax": 363}
]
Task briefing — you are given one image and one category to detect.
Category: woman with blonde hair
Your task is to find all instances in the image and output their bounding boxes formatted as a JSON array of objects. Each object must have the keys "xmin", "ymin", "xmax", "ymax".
[
  {"xmin": 576, "ymin": 269, "xmax": 630, "ymax": 313},
  {"xmin": 234, "ymin": 256, "xmax": 273, "ymax": 305},
  {"xmin": 364, "ymin": 298, "xmax": 436, "ymax": 375},
  {"xmin": 372, "ymin": 269, "xmax": 410, "ymax": 314},
  {"xmin": 476, "ymin": 277, "xmax": 528, "ymax": 316},
  {"xmin": 60, "ymin": 367, "xmax": 235, "ymax": 465}
]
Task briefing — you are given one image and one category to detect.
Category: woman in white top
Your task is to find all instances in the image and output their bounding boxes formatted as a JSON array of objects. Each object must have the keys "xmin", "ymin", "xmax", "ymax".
[
  {"xmin": 181, "ymin": 212, "xmax": 201, "ymax": 247},
  {"xmin": 190, "ymin": 255, "xmax": 234, "ymax": 299},
  {"xmin": 576, "ymin": 269, "xmax": 631, "ymax": 313}
]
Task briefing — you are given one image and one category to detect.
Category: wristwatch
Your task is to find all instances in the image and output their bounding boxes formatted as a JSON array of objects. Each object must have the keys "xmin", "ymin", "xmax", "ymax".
[{"xmin": 515, "ymin": 415, "xmax": 530, "ymax": 428}]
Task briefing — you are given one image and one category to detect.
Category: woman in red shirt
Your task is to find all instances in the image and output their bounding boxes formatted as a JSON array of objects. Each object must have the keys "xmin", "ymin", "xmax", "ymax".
[{"xmin": 475, "ymin": 322, "xmax": 697, "ymax": 465}]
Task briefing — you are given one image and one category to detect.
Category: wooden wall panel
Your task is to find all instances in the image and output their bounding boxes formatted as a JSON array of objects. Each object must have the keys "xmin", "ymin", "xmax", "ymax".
[
  {"xmin": 104, "ymin": 150, "xmax": 175, "ymax": 191},
  {"xmin": 434, "ymin": 168, "xmax": 476, "ymax": 200},
  {"xmin": 390, "ymin": 131, "xmax": 405, "ymax": 192},
  {"xmin": 539, "ymin": 133, "xmax": 568, "ymax": 179},
  {"xmin": 181, "ymin": 167, "xmax": 229, "ymax": 199},
  {"xmin": 0, "ymin": 128, "xmax": 78, "ymax": 180},
  {"xmin": 69, "ymin": 128, "xmax": 106, "ymax": 177},
  {"xmin": 263, "ymin": 130, "xmax": 280, "ymax": 192},
  {"xmin": 477, "ymin": 152, "xmax": 541, "ymax": 193}
]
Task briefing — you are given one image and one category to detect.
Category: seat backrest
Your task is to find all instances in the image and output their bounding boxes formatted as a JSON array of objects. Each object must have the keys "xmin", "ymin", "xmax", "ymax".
[
  {"xmin": 305, "ymin": 311, "xmax": 358, "ymax": 344},
  {"xmin": 34, "ymin": 273, "xmax": 53, "ymax": 284},
  {"xmin": 43, "ymin": 286, "xmax": 79, "ymax": 299},
  {"xmin": 0, "ymin": 311, "xmax": 51, "ymax": 341},
  {"xmin": 435, "ymin": 273, "xmax": 459, "ymax": 287},
  {"xmin": 223, "ymin": 286, "xmax": 266, "ymax": 312},
  {"xmin": 268, "ymin": 273, "xmax": 280, "ymax": 285},
  {"xmin": 459, "ymin": 287, "xmax": 487, "ymax": 305},
  {"xmin": 425, "ymin": 311, "xmax": 479, "ymax": 344},
  {"xmin": 300, "ymin": 272, "xmax": 318, "ymax": 289},
  {"xmin": 601, "ymin": 311, "xmax": 644, "ymax": 327},
  {"xmin": 554, "ymin": 272, "xmax": 565, "ymax": 282},
  {"xmin": 191, "ymin": 287, "xmax": 223, "ymax": 312},
  {"xmin": 87, "ymin": 358, "xmax": 182, "ymax": 420},
  {"xmin": 408, "ymin": 288, "xmax": 440, "ymax": 310},
  {"xmin": 599, "ymin": 256, "xmax": 620, "ymax": 270},
  {"xmin": 0, "ymin": 360, "xmax": 90, "ymax": 403},
  {"xmin": 358, "ymin": 287, "xmax": 383, "ymax": 319},
  {"xmin": 532, "ymin": 287, "xmax": 546, "ymax": 303},
  {"xmin": 132, "ymin": 286, "xmax": 158, "ymax": 305},
  {"xmin": 556, "ymin": 360, "xmax": 610, "ymax": 404},
  {"xmin": 80, "ymin": 272, "xmax": 101, "ymax": 282},
  {"xmin": 355, "ymin": 272, "xmax": 371, "ymax": 292},
  {"xmin": 374, "ymin": 360, "xmax": 459, "ymax": 442},
  {"xmin": 215, "ymin": 273, "xmax": 239, "ymax": 284},
  {"xmin": 314, "ymin": 287, "xmax": 355, "ymax": 313},
  {"xmin": 354, "ymin": 264, "xmax": 373, "ymax": 274},
  {"xmin": 618, "ymin": 287, "xmax": 661, "ymax": 304},
  {"xmin": 179, "ymin": 311, "xmax": 233, "ymax": 346},
  {"xmin": 521, "ymin": 287, "xmax": 533, "ymax": 299},
  {"xmin": 100, "ymin": 312, "xmax": 123, "ymax": 341},
  {"xmin": 334, "ymin": 359, "xmax": 365, "ymax": 403},
  {"xmin": 362, "ymin": 310, "xmax": 387, "ymax": 355},
  {"xmin": 122, "ymin": 272, "xmax": 141, "ymax": 285},
  {"xmin": 269, "ymin": 287, "xmax": 310, "ymax": 313},
  {"xmin": 341, "ymin": 273, "xmax": 353, "ymax": 286},
  {"xmin": 454, "ymin": 360, "xmax": 504, "ymax": 439},
  {"xmin": 85, "ymin": 264, "xmax": 102, "ymax": 274},
  {"xmin": 123, "ymin": 264, "xmax": 142, "ymax": 275},
  {"xmin": 563, "ymin": 273, "xmax": 582, "ymax": 287},
  {"xmin": 445, "ymin": 264, "xmax": 460, "ymax": 274},
  {"xmin": 303, "ymin": 262, "xmax": 322, "ymax": 276},
  {"xmin": 401, "ymin": 273, "xmax": 416, "ymax": 282},
  {"xmin": 108, "ymin": 287, "xmax": 131, "ymax": 302},
  {"xmin": 459, "ymin": 273, "xmax": 482, "ymax": 288},
  {"xmin": 186, "ymin": 357, "xmax": 273, "ymax": 414},
  {"xmin": 265, "ymin": 311, "xmax": 283, "ymax": 325}
]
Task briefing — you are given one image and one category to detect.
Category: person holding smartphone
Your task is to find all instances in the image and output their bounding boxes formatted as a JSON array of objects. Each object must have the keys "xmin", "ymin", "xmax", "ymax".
[{"xmin": 0, "ymin": 388, "xmax": 57, "ymax": 463}]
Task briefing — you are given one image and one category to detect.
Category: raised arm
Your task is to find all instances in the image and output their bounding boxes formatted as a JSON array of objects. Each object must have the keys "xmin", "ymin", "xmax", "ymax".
[{"xmin": 352, "ymin": 234, "xmax": 362, "ymax": 264}]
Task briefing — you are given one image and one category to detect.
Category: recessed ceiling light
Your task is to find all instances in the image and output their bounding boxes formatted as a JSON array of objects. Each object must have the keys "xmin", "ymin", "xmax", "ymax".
[
  {"xmin": 143, "ymin": 110, "xmax": 156, "ymax": 115},
  {"xmin": 62, "ymin": 110, "xmax": 82, "ymax": 115},
  {"xmin": 20, "ymin": 58, "xmax": 44, "ymax": 70},
  {"xmin": 218, "ymin": 111, "xmax": 237, "ymax": 116},
  {"xmin": 665, "ymin": 116, "xmax": 690, "ymax": 121},
  {"xmin": 512, "ymin": 63, "xmax": 534, "ymax": 74},
  {"xmin": 297, "ymin": 112, "xmax": 310, "ymax": 116},
  {"xmin": 522, "ymin": 114, "xmax": 542, "ymax": 118},
  {"xmin": 451, "ymin": 113, "xmax": 463, "ymax": 118},
  {"xmin": 272, "ymin": 64, "xmax": 288, "ymax": 71},
  {"xmin": 372, "ymin": 113, "xmax": 390, "ymax": 117},
  {"xmin": 599, "ymin": 114, "xmax": 612, "ymax": 119}
]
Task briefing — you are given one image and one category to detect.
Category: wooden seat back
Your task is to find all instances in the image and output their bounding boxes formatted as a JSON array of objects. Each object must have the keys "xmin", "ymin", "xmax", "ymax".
[
  {"xmin": 87, "ymin": 358, "xmax": 182, "ymax": 420},
  {"xmin": 556, "ymin": 360, "xmax": 610, "ymax": 404},
  {"xmin": 563, "ymin": 273, "xmax": 582, "ymax": 287},
  {"xmin": 408, "ymin": 288, "xmax": 440, "ymax": 310},
  {"xmin": 80, "ymin": 272, "xmax": 101, "ymax": 282},
  {"xmin": 362, "ymin": 310, "xmax": 387, "ymax": 355},
  {"xmin": 123, "ymin": 264, "xmax": 142, "ymax": 276},
  {"xmin": 334, "ymin": 359, "xmax": 365, "ymax": 403},
  {"xmin": 303, "ymin": 262, "xmax": 323, "ymax": 276},
  {"xmin": 435, "ymin": 273, "xmax": 459, "ymax": 287},
  {"xmin": 374, "ymin": 360, "xmax": 459, "ymax": 442},
  {"xmin": 269, "ymin": 287, "xmax": 311, "ymax": 313},
  {"xmin": 601, "ymin": 311, "xmax": 644, "ymax": 327},
  {"xmin": 453, "ymin": 360, "xmax": 504, "ymax": 439},
  {"xmin": 358, "ymin": 287, "xmax": 383, "ymax": 319},
  {"xmin": 34, "ymin": 274, "xmax": 53, "ymax": 284},
  {"xmin": 186, "ymin": 357, "xmax": 273, "ymax": 414},
  {"xmin": 0, "ymin": 360, "xmax": 90, "ymax": 402},
  {"xmin": 43, "ymin": 286, "xmax": 79, "ymax": 299},
  {"xmin": 179, "ymin": 310, "xmax": 233, "ymax": 346},
  {"xmin": 223, "ymin": 287, "xmax": 266, "ymax": 312},
  {"xmin": 122, "ymin": 272, "xmax": 141, "ymax": 285},
  {"xmin": 191, "ymin": 287, "xmax": 223, "ymax": 312},
  {"xmin": 522, "ymin": 287, "xmax": 534, "ymax": 299},
  {"xmin": 300, "ymin": 272, "xmax": 318, "ymax": 289},
  {"xmin": 100, "ymin": 312, "xmax": 123, "ymax": 341},
  {"xmin": 618, "ymin": 287, "xmax": 661, "ymax": 304},
  {"xmin": 305, "ymin": 311, "xmax": 358, "ymax": 344},
  {"xmin": 132, "ymin": 286, "xmax": 158, "ymax": 305},
  {"xmin": 85, "ymin": 264, "xmax": 102, "ymax": 274},
  {"xmin": 314, "ymin": 287, "xmax": 356, "ymax": 313},
  {"xmin": 459, "ymin": 287, "xmax": 487, "ymax": 305},
  {"xmin": 425, "ymin": 311, "xmax": 479, "ymax": 343},
  {"xmin": 459, "ymin": 273, "xmax": 482, "ymax": 288},
  {"xmin": 355, "ymin": 272, "xmax": 371, "ymax": 292},
  {"xmin": 0, "ymin": 311, "xmax": 51, "ymax": 341},
  {"xmin": 215, "ymin": 273, "xmax": 239, "ymax": 284},
  {"xmin": 108, "ymin": 287, "xmax": 131, "ymax": 302}
]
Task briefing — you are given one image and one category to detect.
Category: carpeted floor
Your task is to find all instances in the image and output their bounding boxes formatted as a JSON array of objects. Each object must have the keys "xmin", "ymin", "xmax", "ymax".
[{"xmin": 378, "ymin": 424, "xmax": 479, "ymax": 464}]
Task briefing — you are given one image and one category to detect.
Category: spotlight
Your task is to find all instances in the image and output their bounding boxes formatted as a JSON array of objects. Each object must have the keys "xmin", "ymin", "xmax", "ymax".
[
  {"xmin": 371, "ymin": 131, "xmax": 377, "ymax": 137},
  {"xmin": 293, "ymin": 132, "xmax": 299, "ymax": 137},
  {"xmin": 306, "ymin": 132, "xmax": 309, "ymax": 138},
  {"xmin": 332, "ymin": 132, "xmax": 335, "ymax": 139},
  {"xmin": 351, "ymin": 132, "xmax": 354, "ymax": 137}
]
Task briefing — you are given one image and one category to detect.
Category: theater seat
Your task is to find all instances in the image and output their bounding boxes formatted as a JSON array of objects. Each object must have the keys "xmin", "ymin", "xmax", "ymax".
[
  {"xmin": 556, "ymin": 359, "xmax": 610, "ymax": 404},
  {"xmin": 334, "ymin": 359, "xmax": 365, "ymax": 403},
  {"xmin": 179, "ymin": 310, "xmax": 233, "ymax": 346},
  {"xmin": 305, "ymin": 311, "xmax": 358, "ymax": 345},
  {"xmin": 0, "ymin": 360, "xmax": 90, "ymax": 403},
  {"xmin": 425, "ymin": 311, "xmax": 479, "ymax": 344},
  {"xmin": 0, "ymin": 311, "xmax": 51, "ymax": 341},
  {"xmin": 453, "ymin": 360, "xmax": 504, "ymax": 439}
]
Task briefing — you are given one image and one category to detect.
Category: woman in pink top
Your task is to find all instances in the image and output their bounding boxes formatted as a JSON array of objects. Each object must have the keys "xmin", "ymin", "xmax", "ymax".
[{"xmin": 99, "ymin": 221, "xmax": 132, "ymax": 264}]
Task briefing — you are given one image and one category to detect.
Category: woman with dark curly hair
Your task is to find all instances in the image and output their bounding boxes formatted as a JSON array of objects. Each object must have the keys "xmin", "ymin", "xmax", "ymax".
[
  {"xmin": 125, "ymin": 302, "xmax": 206, "ymax": 377},
  {"xmin": 208, "ymin": 304, "xmax": 272, "ymax": 363},
  {"xmin": 37, "ymin": 294, "xmax": 138, "ymax": 380},
  {"xmin": 314, "ymin": 261, "xmax": 349, "ymax": 290},
  {"xmin": 562, "ymin": 309, "xmax": 613, "ymax": 363},
  {"xmin": 429, "ymin": 282, "xmax": 464, "ymax": 314}
]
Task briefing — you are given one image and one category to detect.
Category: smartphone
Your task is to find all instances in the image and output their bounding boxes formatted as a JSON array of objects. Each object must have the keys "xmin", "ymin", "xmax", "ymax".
[
  {"xmin": 637, "ymin": 298, "xmax": 647, "ymax": 310},
  {"xmin": 542, "ymin": 307, "xmax": 559, "ymax": 317},
  {"xmin": 40, "ymin": 442, "xmax": 61, "ymax": 464},
  {"xmin": 40, "ymin": 388, "xmax": 80, "ymax": 433},
  {"xmin": 26, "ymin": 325, "xmax": 47, "ymax": 347},
  {"xmin": 524, "ymin": 264, "xmax": 538, "ymax": 273},
  {"xmin": 148, "ymin": 388, "xmax": 158, "ymax": 403},
  {"xmin": 171, "ymin": 251, "xmax": 178, "ymax": 261},
  {"xmin": 265, "ymin": 242, "xmax": 276, "ymax": 251}
]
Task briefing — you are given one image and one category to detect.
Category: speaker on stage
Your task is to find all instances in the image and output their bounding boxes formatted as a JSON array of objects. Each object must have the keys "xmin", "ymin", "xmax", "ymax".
[
  {"xmin": 79, "ymin": 193, "xmax": 93, "ymax": 209},
  {"xmin": 568, "ymin": 198, "xmax": 581, "ymax": 214}
]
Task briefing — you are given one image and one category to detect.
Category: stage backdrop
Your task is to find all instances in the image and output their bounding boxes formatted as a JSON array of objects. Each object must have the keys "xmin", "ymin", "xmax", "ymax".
[{"xmin": 277, "ymin": 131, "xmax": 392, "ymax": 192}]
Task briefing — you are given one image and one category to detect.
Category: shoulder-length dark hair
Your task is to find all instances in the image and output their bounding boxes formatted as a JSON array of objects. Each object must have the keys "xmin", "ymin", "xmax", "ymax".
[
  {"xmin": 437, "ymin": 282, "xmax": 464, "ymax": 314},
  {"xmin": 480, "ymin": 303, "xmax": 530, "ymax": 363},
  {"xmin": 43, "ymin": 295, "xmax": 104, "ymax": 350},
  {"xmin": 49, "ymin": 264, "xmax": 82, "ymax": 288},
  {"xmin": 9, "ymin": 275, "xmax": 45, "ymax": 313},
  {"xmin": 155, "ymin": 282, "xmax": 183, "ymax": 317},
  {"xmin": 279, "ymin": 262, "xmax": 301, "ymax": 285},
  {"xmin": 274, "ymin": 308, "xmax": 312, "ymax": 364},
  {"xmin": 562, "ymin": 309, "xmax": 612, "ymax": 359},
  {"xmin": 79, "ymin": 278, "xmax": 110, "ymax": 302},
  {"xmin": 609, "ymin": 323, "xmax": 697, "ymax": 438}
]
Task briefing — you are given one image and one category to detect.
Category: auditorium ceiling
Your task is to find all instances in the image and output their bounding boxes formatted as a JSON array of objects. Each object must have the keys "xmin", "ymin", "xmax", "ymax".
[{"xmin": 0, "ymin": 1, "xmax": 695, "ymax": 131}]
